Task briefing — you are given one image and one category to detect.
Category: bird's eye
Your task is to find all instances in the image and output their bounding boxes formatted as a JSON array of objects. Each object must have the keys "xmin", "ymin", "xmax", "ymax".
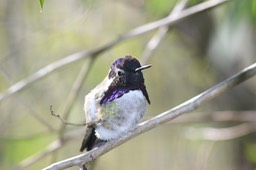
[{"xmin": 118, "ymin": 71, "xmax": 123, "ymax": 76}]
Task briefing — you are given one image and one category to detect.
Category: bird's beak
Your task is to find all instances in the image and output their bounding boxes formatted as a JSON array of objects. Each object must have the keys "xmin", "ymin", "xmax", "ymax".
[{"xmin": 135, "ymin": 64, "xmax": 152, "ymax": 72}]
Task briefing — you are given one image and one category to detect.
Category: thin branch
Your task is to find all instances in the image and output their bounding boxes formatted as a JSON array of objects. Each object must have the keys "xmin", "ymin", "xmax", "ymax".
[
  {"xmin": 43, "ymin": 62, "xmax": 256, "ymax": 170},
  {"xmin": 0, "ymin": 0, "xmax": 229, "ymax": 102},
  {"xmin": 50, "ymin": 105, "xmax": 86, "ymax": 127},
  {"xmin": 0, "ymin": 50, "xmax": 88, "ymax": 101},
  {"xmin": 184, "ymin": 123, "xmax": 256, "ymax": 141},
  {"xmin": 121, "ymin": 0, "xmax": 229, "ymax": 39}
]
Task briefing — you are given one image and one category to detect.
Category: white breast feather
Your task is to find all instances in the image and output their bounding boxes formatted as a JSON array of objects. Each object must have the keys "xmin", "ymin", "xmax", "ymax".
[{"xmin": 95, "ymin": 90, "xmax": 147, "ymax": 140}]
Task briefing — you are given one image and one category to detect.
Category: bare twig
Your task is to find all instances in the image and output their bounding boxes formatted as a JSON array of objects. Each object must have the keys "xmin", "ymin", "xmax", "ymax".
[
  {"xmin": 50, "ymin": 104, "xmax": 101, "ymax": 128},
  {"xmin": 50, "ymin": 105, "xmax": 86, "ymax": 126},
  {"xmin": 43, "ymin": 62, "xmax": 256, "ymax": 170},
  {"xmin": 0, "ymin": 0, "xmax": 229, "ymax": 102}
]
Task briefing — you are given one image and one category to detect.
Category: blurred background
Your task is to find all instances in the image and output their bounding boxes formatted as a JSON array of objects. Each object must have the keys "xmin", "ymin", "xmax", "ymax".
[{"xmin": 0, "ymin": 0, "xmax": 256, "ymax": 169}]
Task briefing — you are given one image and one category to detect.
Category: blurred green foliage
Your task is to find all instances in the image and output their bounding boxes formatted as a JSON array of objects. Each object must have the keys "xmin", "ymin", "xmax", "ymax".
[
  {"xmin": 4, "ymin": 135, "xmax": 54, "ymax": 163},
  {"xmin": 245, "ymin": 143, "xmax": 256, "ymax": 165},
  {"xmin": 229, "ymin": 0, "xmax": 256, "ymax": 22},
  {"xmin": 145, "ymin": 0, "xmax": 176, "ymax": 17}
]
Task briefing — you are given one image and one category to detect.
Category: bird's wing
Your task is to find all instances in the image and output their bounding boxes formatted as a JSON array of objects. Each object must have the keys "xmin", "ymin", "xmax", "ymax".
[
  {"xmin": 80, "ymin": 126, "xmax": 97, "ymax": 152},
  {"xmin": 81, "ymin": 77, "xmax": 111, "ymax": 152}
]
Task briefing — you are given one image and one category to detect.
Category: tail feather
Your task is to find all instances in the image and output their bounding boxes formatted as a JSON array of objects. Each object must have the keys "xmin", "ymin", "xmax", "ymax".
[{"xmin": 80, "ymin": 127, "xmax": 97, "ymax": 152}]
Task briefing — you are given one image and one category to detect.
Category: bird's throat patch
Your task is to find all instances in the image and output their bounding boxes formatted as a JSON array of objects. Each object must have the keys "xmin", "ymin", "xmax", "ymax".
[{"xmin": 100, "ymin": 88, "xmax": 129, "ymax": 105}]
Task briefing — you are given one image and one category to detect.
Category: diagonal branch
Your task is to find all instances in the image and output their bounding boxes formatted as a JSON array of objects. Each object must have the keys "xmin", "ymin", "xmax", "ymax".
[
  {"xmin": 121, "ymin": 0, "xmax": 229, "ymax": 39},
  {"xmin": 43, "ymin": 62, "xmax": 256, "ymax": 170},
  {"xmin": 0, "ymin": 0, "xmax": 229, "ymax": 102}
]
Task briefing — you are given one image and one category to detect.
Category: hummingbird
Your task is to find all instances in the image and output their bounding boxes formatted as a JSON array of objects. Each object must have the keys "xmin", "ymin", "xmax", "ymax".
[{"xmin": 80, "ymin": 55, "xmax": 151, "ymax": 152}]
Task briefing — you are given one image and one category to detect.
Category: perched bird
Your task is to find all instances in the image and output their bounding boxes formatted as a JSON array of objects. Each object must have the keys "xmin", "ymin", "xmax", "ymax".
[{"xmin": 80, "ymin": 55, "xmax": 151, "ymax": 152}]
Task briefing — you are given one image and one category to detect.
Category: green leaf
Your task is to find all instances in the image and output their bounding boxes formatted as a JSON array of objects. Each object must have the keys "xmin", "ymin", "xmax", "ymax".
[{"xmin": 39, "ymin": 0, "xmax": 44, "ymax": 12}]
